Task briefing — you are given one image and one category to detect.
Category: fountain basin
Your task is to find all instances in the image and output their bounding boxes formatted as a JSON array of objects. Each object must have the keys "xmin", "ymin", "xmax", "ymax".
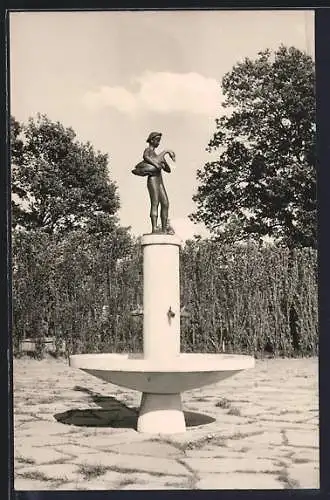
[
  {"xmin": 70, "ymin": 352, "xmax": 254, "ymax": 434},
  {"xmin": 69, "ymin": 352, "xmax": 254, "ymax": 393}
]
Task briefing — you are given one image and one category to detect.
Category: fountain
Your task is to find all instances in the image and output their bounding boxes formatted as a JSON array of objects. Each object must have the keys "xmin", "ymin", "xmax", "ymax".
[{"xmin": 69, "ymin": 133, "xmax": 255, "ymax": 434}]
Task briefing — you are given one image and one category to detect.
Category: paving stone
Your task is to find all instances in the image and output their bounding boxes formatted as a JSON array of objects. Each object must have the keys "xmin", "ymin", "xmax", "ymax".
[
  {"xmin": 213, "ymin": 415, "xmax": 252, "ymax": 426},
  {"xmin": 52, "ymin": 482, "xmax": 81, "ymax": 490},
  {"xmin": 224, "ymin": 440, "xmax": 288, "ymax": 456},
  {"xmin": 73, "ymin": 451, "xmax": 188, "ymax": 476},
  {"xmin": 13, "ymin": 357, "xmax": 319, "ymax": 491},
  {"xmin": 36, "ymin": 412, "xmax": 62, "ymax": 422},
  {"xmin": 108, "ymin": 440, "xmax": 182, "ymax": 457},
  {"xmin": 15, "ymin": 413, "xmax": 38, "ymax": 422},
  {"xmin": 163, "ymin": 430, "xmax": 217, "ymax": 448},
  {"xmin": 251, "ymin": 420, "xmax": 316, "ymax": 432},
  {"xmin": 184, "ymin": 448, "xmax": 244, "ymax": 459},
  {"xmin": 17, "ymin": 463, "xmax": 82, "ymax": 482},
  {"xmin": 121, "ymin": 482, "xmax": 186, "ymax": 490},
  {"xmin": 53, "ymin": 444, "xmax": 102, "ymax": 456},
  {"xmin": 183, "ymin": 457, "xmax": 277, "ymax": 473},
  {"xmin": 118, "ymin": 472, "xmax": 189, "ymax": 490},
  {"xmin": 97, "ymin": 469, "xmax": 131, "ymax": 484},
  {"xmin": 18, "ymin": 420, "xmax": 74, "ymax": 436},
  {"xmin": 15, "ymin": 478, "xmax": 54, "ymax": 490},
  {"xmin": 291, "ymin": 448, "xmax": 319, "ymax": 464},
  {"xmin": 120, "ymin": 483, "xmax": 159, "ymax": 490},
  {"xmin": 247, "ymin": 448, "xmax": 294, "ymax": 461},
  {"xmin": 287, "ymin": 463, "xmax": 320, "ymax": 488},
  {"xmin": 69, "ymin": 432, "xmax": 149, "ymax": 451},
  {"xmin": 15, "ymin": 434, "xmax": 86, "ymax": 453},
  {"xmin": 257, "ymin": 413, "xmax": 307, "ymax": 423},
  {"xmin": 217, "ymin": 424, "xmax": 266, "ymax": 439},
  {"xmin": 77, "ymin": 481, "xmax": 117, "ymax": 490},
  {"xmin": 240, "ymin": 407, "xmax": 265, "ymax": 417},
  {"xmin": 286, "ymin": 430, "xmax": 319, "ymax": 449},
  {"xmin": 196, "ymin": 473, "xmax": 285, "ymax": 489},
  {"xmin": 226, "ymin": 431, "xmax": 283, "ymax": 447},
  {"xmin": 299, "ymin": 416, "xmax": 319, "ymax": 426},
  {"xmin": 73, "ymin": 471, "xmax": 124, "ymax": 490},
  {"xmin": 15, "ymin": 445, "xmax": 72, "ymax": 465}
]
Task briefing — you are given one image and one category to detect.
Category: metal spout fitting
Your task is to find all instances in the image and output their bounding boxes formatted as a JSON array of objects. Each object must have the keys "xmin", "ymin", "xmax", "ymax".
[{"xmin": 167, "ymin": 306, "xmax": 175, "ymax": 322}]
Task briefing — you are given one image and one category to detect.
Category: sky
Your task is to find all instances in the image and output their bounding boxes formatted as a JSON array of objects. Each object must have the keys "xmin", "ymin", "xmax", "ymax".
[{"xmin": 9, "ymin": 10, "xmax": 315, "ymax": 240}]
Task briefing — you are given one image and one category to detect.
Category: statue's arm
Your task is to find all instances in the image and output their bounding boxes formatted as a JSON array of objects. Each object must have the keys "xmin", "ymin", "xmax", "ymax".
[
  {"xmin": 143, "ymin": 148, "xmax": 162, "ymax": 169},
  {"xmin": 159, "ymin": 149, "xmax": 176, "ymax": 162}
]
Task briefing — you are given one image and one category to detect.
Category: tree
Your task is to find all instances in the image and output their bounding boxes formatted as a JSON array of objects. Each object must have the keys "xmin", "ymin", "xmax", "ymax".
[
  {"xmin": 11, "ymin": 116, "xmax": 26, "ymax": 225},
  {"xmin": 11, "ymin": 224, "xmax": 136, "ymax": 355},
  {"xmin": 11, "ymin": 114, "xmax": 120, "ymax": 235},
  {"xmin": 190, "ymin": 46, "xmax": 316, "ymax": 248}
]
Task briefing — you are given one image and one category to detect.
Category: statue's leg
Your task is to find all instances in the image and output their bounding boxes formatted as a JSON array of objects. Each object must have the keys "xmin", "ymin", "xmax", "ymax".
[
  {"xmin": 147, "ymin": 176, "xmax": 160, "ymax": 233},
  {"xmin": 159, "ymin": 181, "xmax": 169, "ymax": 232}
]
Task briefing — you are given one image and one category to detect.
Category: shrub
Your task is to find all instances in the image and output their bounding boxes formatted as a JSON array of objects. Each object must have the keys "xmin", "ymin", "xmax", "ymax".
[{"xmin": 12, "ymin": 233, "xmax": 318, "ymax": 358}]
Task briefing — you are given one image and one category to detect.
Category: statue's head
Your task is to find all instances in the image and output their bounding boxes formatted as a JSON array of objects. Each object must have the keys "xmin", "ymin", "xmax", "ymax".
[{"xmin": 146, "ymin": 132, "xmax": 162, "ymax": 146}]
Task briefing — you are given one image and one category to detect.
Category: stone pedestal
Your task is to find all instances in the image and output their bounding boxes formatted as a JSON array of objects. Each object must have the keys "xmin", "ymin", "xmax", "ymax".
[
  {"xmin": 69, "ymin": 231, "xmax": 255, "ymax": 436},
  {"xmin": 137, "ymin": 392, "xmax": 186, "ymax": 434},
  {"xmin": 141, "ymin": 234, "xmax": 182, "ymax": 361}
]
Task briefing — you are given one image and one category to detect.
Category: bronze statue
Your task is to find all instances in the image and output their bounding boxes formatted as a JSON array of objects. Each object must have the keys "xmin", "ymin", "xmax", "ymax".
[{"xmin": 132, "ymin": 132, "xmax": 176, "ymax": 234}]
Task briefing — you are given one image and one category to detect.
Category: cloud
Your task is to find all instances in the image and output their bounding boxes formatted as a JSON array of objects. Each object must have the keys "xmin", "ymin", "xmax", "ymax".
[
  {"xmin": 82, "ymin": 71, "xmax": 221, "ymax": 115},
  {"xmin": 83, "ymin": 85, "xmax": 138, "ymax": 113}
]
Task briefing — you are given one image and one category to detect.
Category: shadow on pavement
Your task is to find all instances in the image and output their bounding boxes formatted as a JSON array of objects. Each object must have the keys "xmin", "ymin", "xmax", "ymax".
[{"xmin": 54, "ymin": 385, "xmax": 215, "ymax": 430}]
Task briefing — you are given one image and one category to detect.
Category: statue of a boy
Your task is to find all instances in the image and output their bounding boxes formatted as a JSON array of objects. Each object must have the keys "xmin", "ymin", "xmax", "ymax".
[{"xmin": 132, "ymin": 132, "xmax": 176, "ymax": 234}]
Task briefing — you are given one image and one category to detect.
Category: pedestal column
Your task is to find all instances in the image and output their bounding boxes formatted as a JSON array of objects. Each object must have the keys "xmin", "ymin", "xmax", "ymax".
[
  {"xmin": 137, "ymin": 392, "xmax": 185, "ymax": 434},
  {"xmin": 141, "ymin": 234, "xmax": 182, "ymax": 361}
]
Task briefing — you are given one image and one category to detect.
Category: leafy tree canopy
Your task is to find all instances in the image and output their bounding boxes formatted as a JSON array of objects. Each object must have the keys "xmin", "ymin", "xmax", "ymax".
[
  {"xmin": 11, "ymin": 114, "xmax": 121, "ymax": 236},
  {"xmin": 190, "ymin": 46, "xmax": 316, "ymax": 248}
]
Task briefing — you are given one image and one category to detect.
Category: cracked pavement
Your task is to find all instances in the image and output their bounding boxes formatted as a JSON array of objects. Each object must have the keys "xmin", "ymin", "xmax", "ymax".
[{"xmin": 13, "ymin": 356, "xmax": 319, "ymax": 490}]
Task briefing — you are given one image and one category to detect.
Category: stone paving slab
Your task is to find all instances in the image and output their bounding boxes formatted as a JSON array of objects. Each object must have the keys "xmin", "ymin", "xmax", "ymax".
[
  {"xmin": 196, "ymin": 473, "xmax": 285, "ymax": 489},
  {"xmin": 183, "ymin": 456, "xmax": 278, "ymax": 474},
  {"xmin": 16, "ymin": 463, "xmax": 82, "ymax": 483},
  {"xmin": 287, "ymin": 463, "xmax": 319, "ymax": 489},
  {"xmin": 72, "ymin": 451, "xmax": 189, "ymax": 476},
  {"xmin": 13, "ymin": 356, "xmax": 319, "ymax": 490},
  {"xmin": 15, "ymin": 445, "xmax": 72, "ymax": 465}
]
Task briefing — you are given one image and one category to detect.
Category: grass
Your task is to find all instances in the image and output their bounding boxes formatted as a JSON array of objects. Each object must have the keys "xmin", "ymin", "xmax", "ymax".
[
  {"xmin": 215, "ymin": 398, "xmax": 231, "ymax": 409},
  {"xmin": 227, "ymin": 407, "xmax": 241, "ymax": 417},
  {"xmin": 165, "ymin": 481, "xmax": 188, "ymax": 489},
  {"xmin": 16, "ymin": 418, "xmax": 38, "ymax": 425},
  {"xmin": 281, "ymin": 429, "xmax": 289, "ymax": 445},
  {"xmin": 18, "ymin": 470, "xmax": 51, "ymax": 482},
  {"xmin": 118, "ymin": 477, "xmax": 138, "ymax": 488},
  {"xmin": 275, "ymin": 459, "xmax": 289, "ymax": 469},
  {"xmin": 16, "ymin": 457, "xmax": 36, "ymax": 465},
  {"xmin": 239, "ymin": 446, "xmax": 251, "ymax": 453},
  {"xmin": 165, "ymin": 429, "xmax": 265, "ymax": 453},
  {"xmin": 182, "ymin": 434, "xmax": 227, "ymax": 451},
  {"xmin": 227, "ymin": 430, "xmax": 264, "ymax": 441},
  {"xmin": 234, "ymin": 468, "xmax": 282, "ymax": 475},
  {"xmin": 46, "ymin": 458, "xmax": 74, "ymax": 466},
  {"xmin": 274, "ymin": 459, "xmax": 301, "ymax": 489},
  {"xmin": 109, "ymin": 465, "xmax": 169, "ymax": 477},
  {"xmin": 284, "ymin": 450, "xmax": 295, "ymax": 460},
  {"xmin": 277, "ymin": 470, "xmax": 300, "ymax": 489},
  {"xmin": 78, "ymin": 463, "xmax": 108, "ymax": 480},
  {"xmin": 292, "ymin": 457, "xmax": 311, "ymax": 464},
  {"xmin": 214, "ymin": 397, "xmax": 242, "ymax": 416}
]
